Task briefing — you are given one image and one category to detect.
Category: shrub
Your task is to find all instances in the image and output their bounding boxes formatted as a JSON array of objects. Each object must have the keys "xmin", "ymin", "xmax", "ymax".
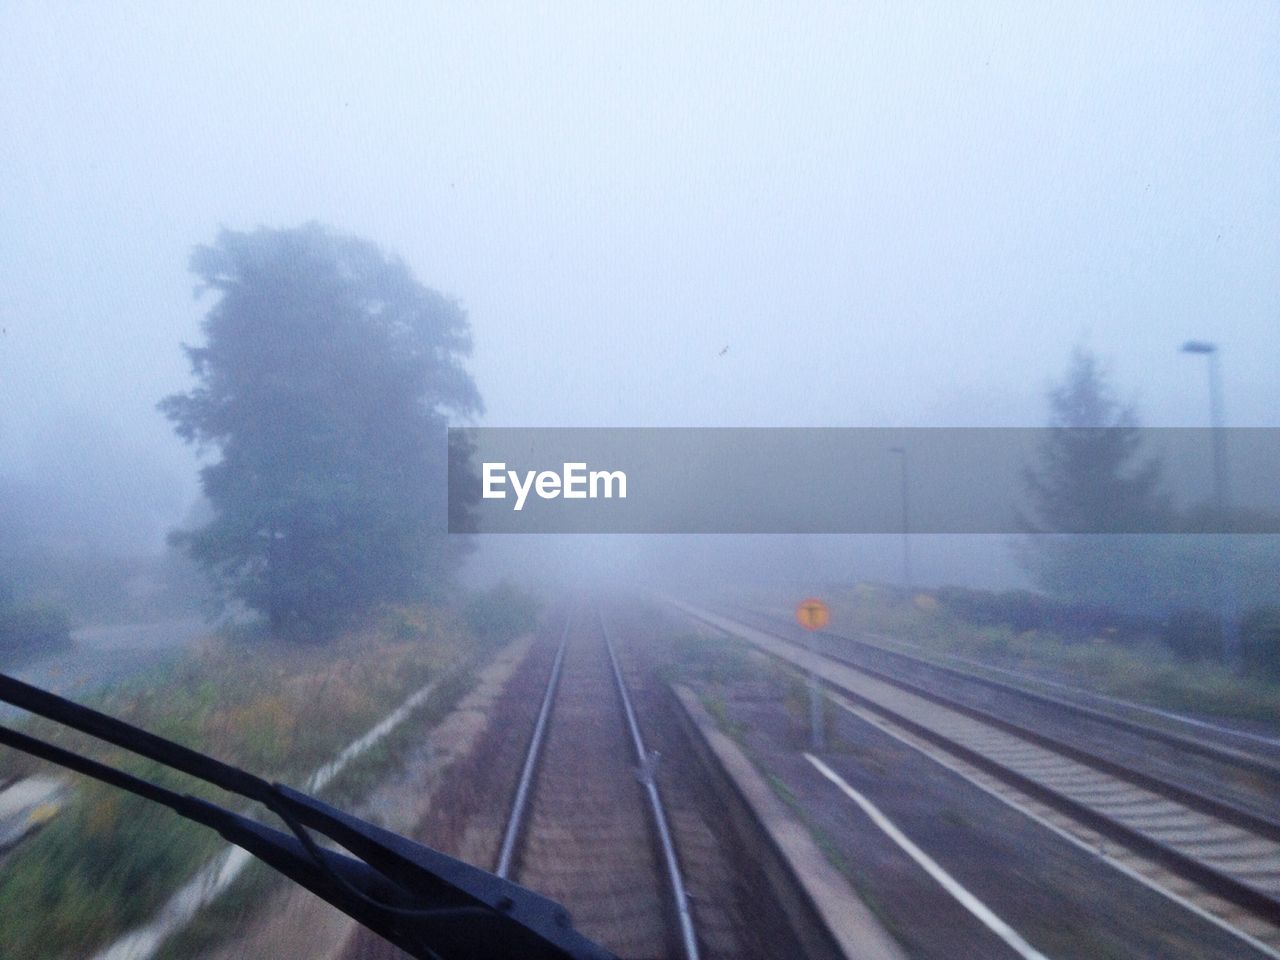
[
  {"xmin": 0, "ymin": 604, "xmax": 72, "ymax": 662},
  {"xmin": 1162, "ymin": 607, "xmax": 1223, "ymax": 662},
  {"xmin": 1241, "ymin": 606, "xmax": 1280, "ymax": 679},
  {"xmin": 463, "ymin": 582, "xmax": 541, "ymax": 643},
  {"xmin": 934, "ymin": 586, "xmax": 1155, "ymax": 642}
]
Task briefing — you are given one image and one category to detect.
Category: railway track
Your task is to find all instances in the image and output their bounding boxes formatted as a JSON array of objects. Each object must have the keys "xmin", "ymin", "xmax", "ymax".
[
  {"xmin": 498, "ymin": 609, "xmax": 700, "ymax": 960},
  {"xmin": 671, "ymin": 598, "xmax": 1280, "ymax": 956},
  {"xmin": 739, "ymin": 602, "xmax": 1280, "ymax": 782},
  {"xmin": 340, "ymin": 606, "xmax": 824, "ymax": 960},
  {"xmin": 722, "ymin": 604, "xmax": 1280, "ymax": 838}
]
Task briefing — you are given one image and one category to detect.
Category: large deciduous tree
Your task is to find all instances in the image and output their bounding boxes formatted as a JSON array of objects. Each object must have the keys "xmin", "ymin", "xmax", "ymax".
[{"xmin": 161, "ymin": 224, "xmax": 481, "ymax": 638}]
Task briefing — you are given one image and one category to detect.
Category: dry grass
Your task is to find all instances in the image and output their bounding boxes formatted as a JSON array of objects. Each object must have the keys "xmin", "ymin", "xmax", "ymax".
[
  {"xmin": 0, "ymin": 603, "xmax": 489, "ymax": 960},
  {"xmin": 810, "ymin": 583, "xmax": 1280, "ymax": 724}
]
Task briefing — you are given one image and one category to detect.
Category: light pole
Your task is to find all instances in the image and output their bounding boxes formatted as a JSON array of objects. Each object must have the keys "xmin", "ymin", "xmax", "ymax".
[
  {"xmin": 889, "ymin": 446, "xmax": 912, "ymax": 596},
  {"xmin": 1180, "ymin": 341, "xmax": 1229, "ymax": 517},
  {"xmin": 1180, "ymin": 340, "xmax": 1238, "ymax": 664}
]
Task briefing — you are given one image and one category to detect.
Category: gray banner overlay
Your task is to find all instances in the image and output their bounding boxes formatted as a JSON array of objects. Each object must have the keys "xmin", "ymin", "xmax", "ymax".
[{"xmin": 448, "ymin": 428, "xmax": 1280, "ymax": 534}]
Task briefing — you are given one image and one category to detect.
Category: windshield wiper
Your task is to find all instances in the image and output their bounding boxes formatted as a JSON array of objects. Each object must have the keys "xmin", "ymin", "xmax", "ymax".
[{"xmin": 0, "ymin": 672, "xmax": 616, "ymax": 960}]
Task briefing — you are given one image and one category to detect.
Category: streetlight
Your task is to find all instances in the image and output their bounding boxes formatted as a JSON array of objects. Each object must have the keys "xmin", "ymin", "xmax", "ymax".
[
  {"xmin": 889, "ymin": 446, "xmax": 912, "ymax": 596},
  {"xmin": 1180, "ymin": 341, "xmax": 1229, "ymax": 517},
  {"xmin": 1180, "ymin": 340, "xmax": 1238, "ymax": 664}
]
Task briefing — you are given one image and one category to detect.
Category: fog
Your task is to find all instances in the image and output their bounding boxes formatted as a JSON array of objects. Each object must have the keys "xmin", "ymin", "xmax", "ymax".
[{"xmin": 2, "ymin": 3, "xmax": 1277, "ymax": 603}]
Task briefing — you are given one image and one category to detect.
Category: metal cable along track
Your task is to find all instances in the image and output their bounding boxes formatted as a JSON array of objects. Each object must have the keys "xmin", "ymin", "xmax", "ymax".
[
  {"xmin": 497, "ymin": 608, "xmax": 701, "ymax": 960},
  {"xmin": 682, "ymin": 603, "xmax": 1280, "ymax": 940}
]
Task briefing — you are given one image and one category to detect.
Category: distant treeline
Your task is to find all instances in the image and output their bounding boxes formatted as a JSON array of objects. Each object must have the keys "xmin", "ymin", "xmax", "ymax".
[
  {"xmin": 934, "ymin": 586, "xmax": 1159, "ymax": 640},
  {"xmin": 0, "ymin": 579, "xmax": 71, "ymax": 666},
  {"xmin": 933, "ymin": 585, "xmax": 1280, "ymax": 678},
  {"xmin": 1, "ymin": 549, "xmax": 209, "ymax": 628}
]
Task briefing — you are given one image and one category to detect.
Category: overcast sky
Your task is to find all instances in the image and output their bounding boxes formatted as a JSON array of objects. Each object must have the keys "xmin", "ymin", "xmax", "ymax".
[{"xmin": 1, "ymin": 2, "xmax": 1277, "ymax": 554}]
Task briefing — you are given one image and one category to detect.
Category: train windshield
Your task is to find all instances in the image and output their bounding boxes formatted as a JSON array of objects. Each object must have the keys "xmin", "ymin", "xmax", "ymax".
[{"xmin": 2, "ymin": 5, "xmax": 1278, "ymax": 960}]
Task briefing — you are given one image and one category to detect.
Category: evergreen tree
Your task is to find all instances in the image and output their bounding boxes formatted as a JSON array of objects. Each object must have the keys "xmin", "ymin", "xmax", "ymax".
[{"xmin": 1018, "ymin": 349, "xmax": 1170, "ymax": 610}]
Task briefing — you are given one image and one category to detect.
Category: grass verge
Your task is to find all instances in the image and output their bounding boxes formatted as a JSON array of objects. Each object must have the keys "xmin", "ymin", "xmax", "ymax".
[
  {"xmin": 0, "ymin": 604, "xmax": 498, "ymax": 960},
  {"xmin": 152, "ymin": 665, "xmax": 481, "ymax": 960},
  {"xmin": 774, "ymin": 584, "xmax": 1280, "ymax": 724}
]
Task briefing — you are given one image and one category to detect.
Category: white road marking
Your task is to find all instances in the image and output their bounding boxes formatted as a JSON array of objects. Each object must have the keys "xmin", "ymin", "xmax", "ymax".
[
  {"xmin": 823, "ymin": 695, "xmax": 1280, "ymax": 959},
  {"xmin": 677, "ymin": 600, "xmax": 1280, "ymax": 958},
  {"xmin": 805, "ymin": 752, "xmax": 1054, "ymax": 960}
]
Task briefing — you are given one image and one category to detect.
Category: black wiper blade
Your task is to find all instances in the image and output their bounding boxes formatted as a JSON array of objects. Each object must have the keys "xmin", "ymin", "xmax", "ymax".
[
  {"xmin": 0, "ymin": 673, "xmax": 616, "ymax": 960},
  {"xmin": 0, "ymin": 722, "xmax": 425, "ymax": 950}
]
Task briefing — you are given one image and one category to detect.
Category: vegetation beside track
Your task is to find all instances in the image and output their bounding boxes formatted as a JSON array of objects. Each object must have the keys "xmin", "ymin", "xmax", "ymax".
[
  {"xmin": 797, "ymin": 583, "xmax": 1280, "ymax": 725},
  {"xmin": 152, "ymin": 662, "xmax": 482, "ymax": 960},
  {"xmin": 0, "ymin": 589, "xmax": 538, "ymax": 960},
  {"xmin": 0, "ymin": 574, "xmax": 72, "ymax": 667}
]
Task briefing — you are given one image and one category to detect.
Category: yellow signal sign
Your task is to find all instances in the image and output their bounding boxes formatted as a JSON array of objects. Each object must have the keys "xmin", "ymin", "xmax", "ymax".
[{"xmin": 795, "ymin": 598, "xmax": 829, "ymax": 631}]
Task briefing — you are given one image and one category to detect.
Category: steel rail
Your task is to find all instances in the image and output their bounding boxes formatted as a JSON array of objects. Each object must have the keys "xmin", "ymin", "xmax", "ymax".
[
  {"xmin": 495, "ymin": 613, "xmax": 571, "ymax": 879},
  {"xmin": 678, "ymin": 603, "xmax": 1280, "ymax": 928},
  {"xmin": 739, "ymin": 603, "xmax": 1280, "ymax": 780},
  {"xmin": 854, "ymin": 618, "xmax": 1280, "ymax": 753},
  {"xmin": 599, "ymin": 610, "xmax": 701, "ymax": 960},
  {"xmin": 723, "ymin": 605, "xmax": 1280, "ymax": 841}
]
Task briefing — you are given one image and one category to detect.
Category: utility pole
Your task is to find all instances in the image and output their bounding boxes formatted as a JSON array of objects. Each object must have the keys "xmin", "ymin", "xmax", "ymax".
[
  {"xmin": 889, "ymin": 446, "xmax": 912, "ymax": 596},
  {"xmin": 1181, "ymin": 340, "xmax": 1238, "ymax": 664}
]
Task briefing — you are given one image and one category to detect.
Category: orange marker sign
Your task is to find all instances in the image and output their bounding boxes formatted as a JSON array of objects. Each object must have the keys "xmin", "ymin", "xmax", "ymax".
[{"xmin": 795, "ymin": 598, "xmax": 829, "ymax": 631}]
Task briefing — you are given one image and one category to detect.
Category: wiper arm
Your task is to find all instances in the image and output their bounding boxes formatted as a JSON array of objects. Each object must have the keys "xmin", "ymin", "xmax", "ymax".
[{"xmin": 0, "ymin": 673, "xmax": 615, "ymax": 960}]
